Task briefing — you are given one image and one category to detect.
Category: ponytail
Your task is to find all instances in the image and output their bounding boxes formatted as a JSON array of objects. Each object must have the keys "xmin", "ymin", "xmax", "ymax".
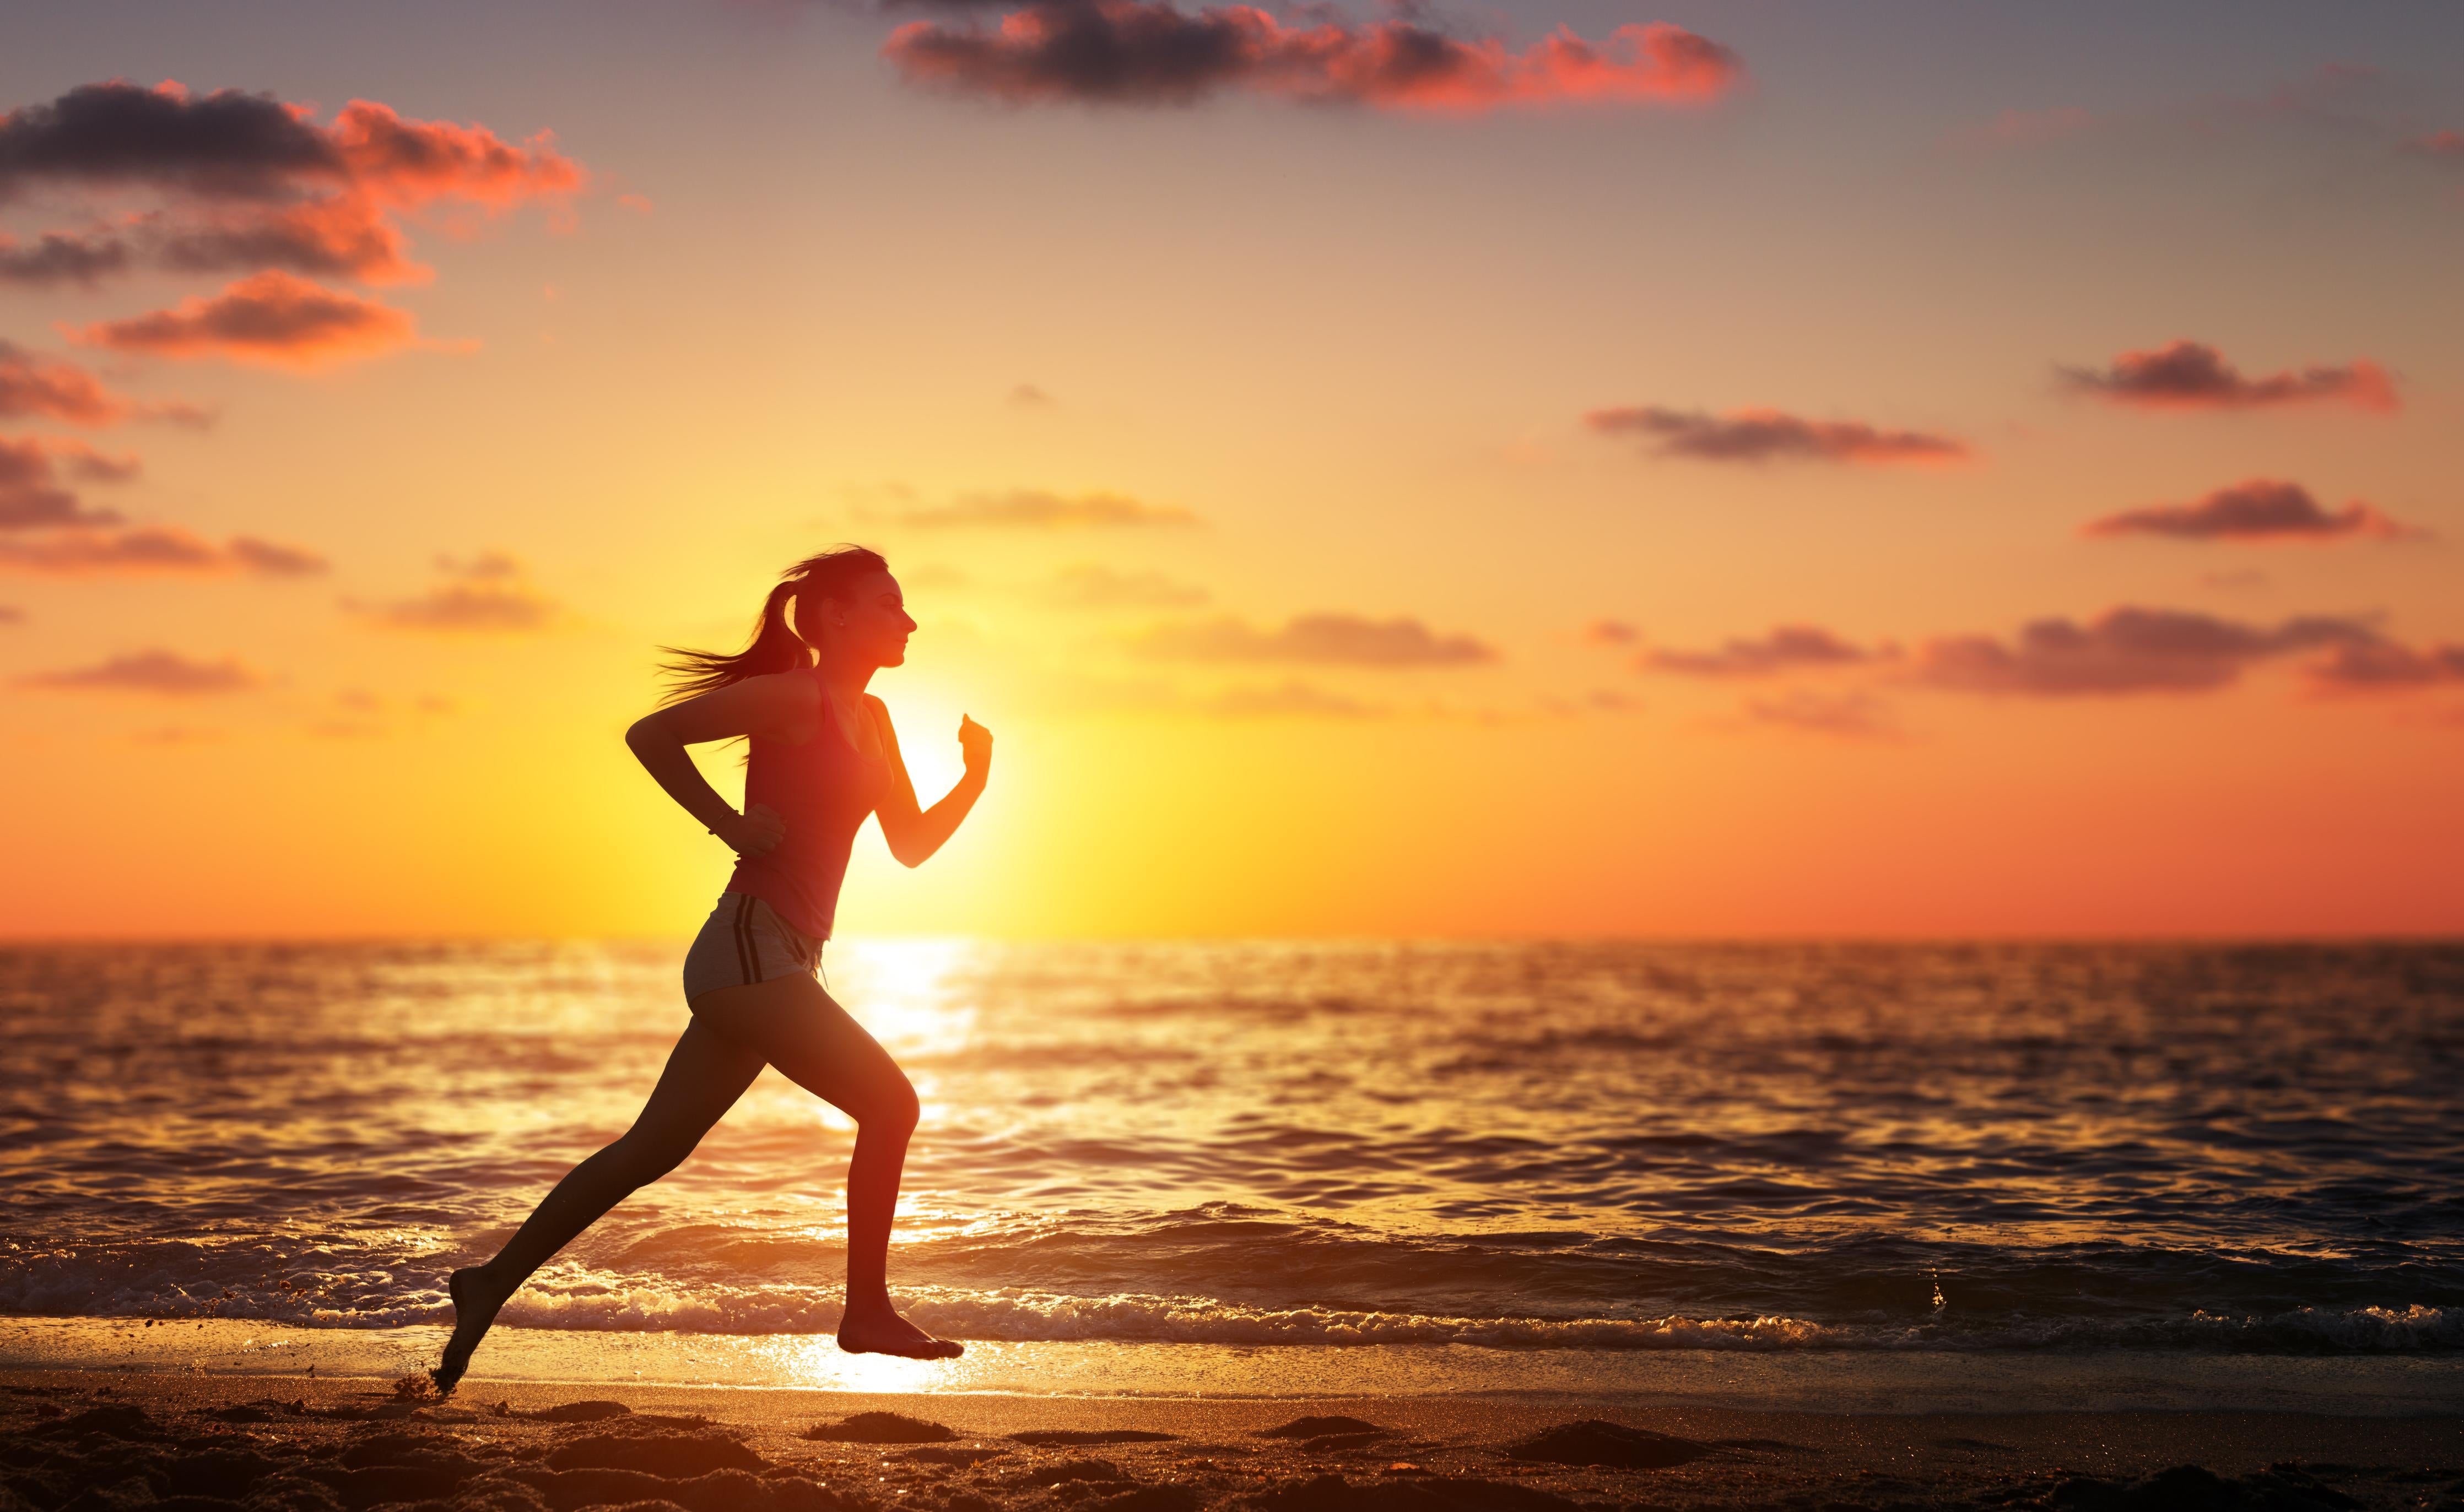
[{"xmin": 658, "ymin": 545, "xmax": 888, "ymax": 704}]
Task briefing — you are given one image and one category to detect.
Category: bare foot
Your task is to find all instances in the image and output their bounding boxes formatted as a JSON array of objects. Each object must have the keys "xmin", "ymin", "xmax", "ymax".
[
  {"xmin": 838, "ymin": 1299, "xmax": 963, "ymax": 1359},
  {"xmin": 431, "ymin": 1266, "xmax": 511, "ymax": 1394}
]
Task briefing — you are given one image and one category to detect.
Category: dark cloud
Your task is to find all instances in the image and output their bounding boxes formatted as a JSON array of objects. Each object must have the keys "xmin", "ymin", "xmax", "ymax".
[
  {"xmin": 1044, "ymin": 563, "xmax": 1208, "ymax": 609},
  {"xmin": 0, "ymin": 342, "xmax": 137, "ymax": 424},
  {"xmin": 0, "ymin": 525, "xmax": 328, "ymax": 576},
  {"xmin": 2304, "ymin": 638, "xmax": 2464, "ymax": 694},
  {"xmin": 881, "ymin": 489, "xmax": 1199, "ymax": 529},
  {"xmin": 2083, "ymin": 479, "xmax": 2418, "ymax": 543},
  {"xmin": 1912, "ymin": 606, "xmax": 2373, "ymax": 696},
  {"xmin": 0, "ymin": 436, "xmax": 125, "ymax": 529},
  {"xmin": 2058, "ymin": 340, "xmax": 2397, "ymax": 413},
  {"xmin": 0, "ymin": 82, "xmax": 337, "ymax": 202},
  {"xmin": 1736, "ymin": 689, "xmax": 1900, "ymax": 739},
  {"xmin": 0, "ymin": 229, "xmax": 131, "ymax": 287},
  {"xmin": 1642, "ymin": 625, "xmax": 1887, "ymax": 678},
  {"xmin": 1584, "ymin": 405, "xmax": 1970, "ymax": 465},
  {"xmin": 1135, "ymin": 611, "xmax": 1495, "ymax": 666},
  {"xmin": 352, "ymin": 552, "xmax": 555, "ymax": 632},
  {"xmin": 883, "ymin": 2, "xmax": 1739, "ymax": 112},
  {"xmin": 18, "ymin": 647, "xmax": 262, "ymax": 696}
]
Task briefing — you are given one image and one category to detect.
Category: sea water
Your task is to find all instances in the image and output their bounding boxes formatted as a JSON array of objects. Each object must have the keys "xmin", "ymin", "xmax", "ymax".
[{"xmin": 2, "ymin": 941, "xmax": 2458, "ymax": 1406}]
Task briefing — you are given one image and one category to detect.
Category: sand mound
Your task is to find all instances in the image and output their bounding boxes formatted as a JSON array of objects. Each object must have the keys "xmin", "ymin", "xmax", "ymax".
[
  {"xmin": 1241, "ymin": 1472, "xmax": 1579, "ymax": 1512},
  {"xmin": 1010, "ymin": 1430, "xmax": 1176, "ymax": 1446},
  {"xmin": 1257, "ymin": 1418, "xmax": 1382, "ymax": 1440},
  {"xmin": 900, "ymin": 1447, "xmax": 1009, "ymax": 1465},
  {"xmin": 804, "ymin": 1411, "xmax": 958, "ymax": 1443},
  {"xmin": 2040, "ymin": 1463, "xmax": 2368, "ymax": 1511},
  {"xmin": 1502, "ymin": 1419, "xmax": 1712, "ymax": 1469},
  {"xmin": 523, "ymin": 1401, "xmax": 637, "ymax": 1424},
  {"xmin": 1018, "ymin": 1458, "xmax": 1131, "ymax": 1486}
]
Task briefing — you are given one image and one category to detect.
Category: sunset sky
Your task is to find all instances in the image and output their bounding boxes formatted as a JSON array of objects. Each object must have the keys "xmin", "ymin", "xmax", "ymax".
[{"xmin": 3, "ymin": 1, "xmax": 2460, "ymax": 940}]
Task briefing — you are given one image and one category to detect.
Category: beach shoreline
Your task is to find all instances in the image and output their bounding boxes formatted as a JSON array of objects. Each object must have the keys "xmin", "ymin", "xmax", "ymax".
[{"xmin": 3, "ymin": 1368, "xmax": 2459, "ymax": 1510}]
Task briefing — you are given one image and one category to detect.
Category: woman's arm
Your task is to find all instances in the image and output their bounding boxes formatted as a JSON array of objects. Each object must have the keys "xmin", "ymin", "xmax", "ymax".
[
  {"xmin": 624, "ymin": 671, "xmax": 817, "ymax": 857},
  {"xmin": 869, "ymin": 698, "xmax": 991, "ymax": 868}
]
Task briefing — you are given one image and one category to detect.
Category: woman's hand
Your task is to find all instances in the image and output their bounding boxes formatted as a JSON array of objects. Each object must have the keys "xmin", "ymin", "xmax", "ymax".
[
  {"xmin": 958, "ymin": 715, "xmax": 993, "ymax": 776},
  {"xmin": 718, "ymin": 802, "xmax": 787, "ymax": 858}
]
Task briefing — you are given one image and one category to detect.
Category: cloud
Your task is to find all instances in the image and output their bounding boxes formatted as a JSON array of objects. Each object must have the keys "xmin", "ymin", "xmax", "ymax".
[
  {"xmin": 1911, "ymin": 606, "xmax": 2373, "ymax": 696},
  {"xmin": 1008, "ymin": 382, "xmax": 1055, "ymax": 407},
  {"xmin": 1949, "ymin": 105, "xmax": 2096, "ymax": 151},
  {"xmin": 2057, "ymin": 340, "xmax": 2397, "ymax": 413},
  {"xmin": 18, "ymin": 647, "xmax": 262, "ymax": 695},
  {"xmin": 1134, "ymin": 611, "xmax": 1495, "ymax": 666},
  {"xmin": 883, "ymin": 3, "xmax": 1740, "ymax": 112},
  {"xmin": 0, "ymin": 525, "xmax": 328, "ymax": 576},
  {"xmin": 1580, "ymin": 618, "xmax": 1638, "ymax": 646},
  {"xmin": 1205, "ymin": 680, "xmax": 1384, "ymax": 718},
  {"xmin": 352, "ymin": 552, "xmax": 555, "ymax": 632},
  {"xmin": 0, "ymin": 230, "xmax": 132, "ymax": 287},
  {"xmin": 1044, "ymin": 562, "xmax": 1209, "ymax": 608},
  {"xmin": 1641, "ymin": 624, "xmax": 1888, "ymax": 678},
  {"xmin": 0, "ymin": 436, "xmax": 128, "ymax": 529},
  {"xmin": 2304, "ymin": 638, "xmax": 2464, "ymax": 695},
  {"xmin": 1584, "ymin": 405, "xmax": 1970, "ymax": 465},
  {"xmin": 1735, "ymin": 689, "xmax": 1900, "ymax": 739},
  {"xmin": 2402, "ymin": 129, "xmax": 2463, "ymax": 160},
  {"xmin": 0, "ymin": 83, "xmax": 582, "ymax": 297},
  {"xmin": 0, "ymin": 603, "xmax": 23, "ymax": 625},
  {"xmin": 880, "ymin": 488, "xmax": 1199, "ymax": 529},
  {"xmin": 2083, "ymin": 479, "xmax": 2419, "ymax": 543},
  {"xmin": 73, "ymin": 270, "xmax": 431, "ymax": 367},
  {"xmin": 0, "ymin": 342, "xmax": 144, "ymax": 424}
]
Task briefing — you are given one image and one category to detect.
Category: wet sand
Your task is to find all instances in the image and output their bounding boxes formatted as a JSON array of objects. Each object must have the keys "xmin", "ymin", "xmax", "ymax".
[{"xmin": 2, "ymin": 1370, "xmax": 2458, "ymax": 1511}]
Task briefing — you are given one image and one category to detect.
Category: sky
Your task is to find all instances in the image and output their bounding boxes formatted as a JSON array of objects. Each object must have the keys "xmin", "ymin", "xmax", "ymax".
[{"xmin": 2, "ymin": 0, "xmax": 2460, "ymax": 940}]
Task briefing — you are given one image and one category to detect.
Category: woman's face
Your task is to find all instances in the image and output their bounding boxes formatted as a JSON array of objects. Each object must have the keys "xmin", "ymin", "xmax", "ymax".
[{"xmin": 817, "ymin": 568, "xmax": 915, "ymax": 668}]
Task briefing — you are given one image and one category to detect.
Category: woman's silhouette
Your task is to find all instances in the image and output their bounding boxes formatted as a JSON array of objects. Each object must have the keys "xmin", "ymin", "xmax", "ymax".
[{"xmin": 434, "ymin": 546, "xmax": 985, "ymax": 1390}]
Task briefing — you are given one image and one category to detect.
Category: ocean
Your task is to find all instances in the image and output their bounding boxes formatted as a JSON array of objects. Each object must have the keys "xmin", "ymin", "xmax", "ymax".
[{"xmin": 3, "ymin": 940, "xmax": 2459, "ymax": 1408}]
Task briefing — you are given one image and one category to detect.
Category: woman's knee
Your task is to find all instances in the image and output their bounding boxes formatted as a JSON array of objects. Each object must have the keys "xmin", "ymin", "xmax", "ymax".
[
  {"xmin": 602, "ymin": 1132, "xmax": 693, "ymax": 1188},
  {"xmin": 862, "ymin": 1076, "xmax": 920, "ymax": 1135}
]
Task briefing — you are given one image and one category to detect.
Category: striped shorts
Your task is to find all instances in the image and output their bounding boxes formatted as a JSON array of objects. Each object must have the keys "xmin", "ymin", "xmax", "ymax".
[{"xmin": 682, "ymin": 891, "xmax": 822, "ymax": 1004}]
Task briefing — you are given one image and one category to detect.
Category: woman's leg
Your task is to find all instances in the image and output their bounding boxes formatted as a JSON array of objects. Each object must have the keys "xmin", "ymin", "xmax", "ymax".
[
  {"xmin": 433, "ymin": 1017, "xmax": 766, "ymax": 1390},
  {"xmin": 687, "ymin": 972, "xmax": 958, "ymax": 1358}
]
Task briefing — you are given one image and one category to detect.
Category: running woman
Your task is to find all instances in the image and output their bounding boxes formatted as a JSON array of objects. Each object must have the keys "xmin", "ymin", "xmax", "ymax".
[{"xmin": 434, "ymin": 546, "xmax": 984, "ymax": 1390}]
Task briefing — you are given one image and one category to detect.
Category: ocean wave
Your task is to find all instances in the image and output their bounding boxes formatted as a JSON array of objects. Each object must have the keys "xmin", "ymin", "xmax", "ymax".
[{"xmin": 3, "ymin": 1240, "xmax": 2457, "ymax": 1353}]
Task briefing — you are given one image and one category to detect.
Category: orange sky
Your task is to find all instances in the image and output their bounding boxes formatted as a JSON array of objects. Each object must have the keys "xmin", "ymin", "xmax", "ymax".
[{"xmin": 2, "ymin": 4, "xmax": 2460, "ymax": 939}]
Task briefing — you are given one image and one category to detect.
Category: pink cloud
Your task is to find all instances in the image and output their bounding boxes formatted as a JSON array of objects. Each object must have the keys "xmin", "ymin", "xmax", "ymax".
[
  {"xmin": 0, "ymin": 436, "xmax": 129, "ymax": 529},
  {"xmin": 2083, "ymin": 479, "xmax": 2420, "ymax": 543},
  {"xmin": 2058, "ymin": 340, "xmax": 2398, "ymax": 413},
  {"xmin": 350, "ymin": 553, "xmax": 556, "ymax": 632},
  {"xmin": 884, "ymin": 3, "xmax": 1740, "ymax": 112},
  {"xmin": 2304, "ymin": 638, "xmax": 2464, "ymax": 695},
  {"xmin": 73, "ymin": 270, "xmax": 432, "ymax": 367},
  {"xmin": 1136, "ymin": 611, "xmax": 1495, "ymax": 666},
  {"xmin": 1736, "ymin": 689, "xmax": 1900, "ymax": 739},
  {"xmin": 1584, "ymin": 406, "xmax": 1970, "ymax": 465},
  {"xmin": 0, "ymin": 342, "xmax": 138, "ymax": 424}
]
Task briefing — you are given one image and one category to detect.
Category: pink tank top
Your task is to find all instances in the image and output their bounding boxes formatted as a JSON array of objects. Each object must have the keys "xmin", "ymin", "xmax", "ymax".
[{"xmin": 725, "ymin": 675, "xmax": 892, "ymax": 941}]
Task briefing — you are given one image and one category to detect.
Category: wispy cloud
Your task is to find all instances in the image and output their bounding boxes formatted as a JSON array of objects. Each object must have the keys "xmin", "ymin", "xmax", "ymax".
[
  {"xmin": 1043, "ymin": 563, "xmax": 1209, "ymax": 609},
  {"xmin": 349, "ymin": 552, "xmax": 555, "ymax": 632},
  {"xmin": 0, "ymin": 525, "xmax": 327, "ymax": 576},
  {"xmin": 1734, "ymin": 689, "xmax": 1900, "ymax": 739},
  {"xmin": 884, "ymin": 3, "xmax": 1741, "ymax": 112},
  {"xmin": 0, "ymin": 342, "xmax": 207, "ymax": 426},
  {"xmin": 1641, "ymin": 625, "xmax": 1889, "ymax": 678},
  {"xmin": 2058, "ymin": 340, "xmax": 2397, "ymax": 413},
  {"xmin": 18, "ymin": 647, "xmax": 262, "ymax": 696},
  {"xmin": 2082, "ymin": 479, "xmax": 2420, "ymax": 543},
  {"xmin": 1134, "ymin": 611, "xmax": 1496, "ymax": 666},
  {"xmin": 1584, "ymin": 405, "xmax": 1970, "ymax": 465},
  {"xmin": 1205, "ymin": 680, "xmax": 1384, "ymax": 718},
  {"xmin": 876, "ymin": 488, "xmax": 1200, "ymax": 529},
  {"xmin": 1580, "ymin": 619, "xmax": 1639, "ymax": 647},
  {"xmin": 1912, "ymin": 606, "xmax": 2372, "ymax": 696}
]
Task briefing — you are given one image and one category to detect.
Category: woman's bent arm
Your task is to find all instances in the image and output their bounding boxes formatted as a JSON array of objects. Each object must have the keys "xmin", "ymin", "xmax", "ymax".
[
  {"xmin": 871, "ymin": 700, "xmax": 991, "ymax": 868},
  {"xmin": 626, "ymin": 671, "xmax": 815, "ymax": 855}
]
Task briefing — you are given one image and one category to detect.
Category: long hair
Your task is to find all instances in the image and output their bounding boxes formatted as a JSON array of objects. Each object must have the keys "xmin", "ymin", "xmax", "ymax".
[{"xmin": 658, "ymin": 545, "xmax": 888, "ymax": 704}]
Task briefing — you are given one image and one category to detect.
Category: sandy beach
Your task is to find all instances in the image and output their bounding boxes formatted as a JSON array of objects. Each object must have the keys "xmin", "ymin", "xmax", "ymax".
[{"xmin": 3, "ymin": 1369, "xmax": 2458, "ymax": 1512}]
